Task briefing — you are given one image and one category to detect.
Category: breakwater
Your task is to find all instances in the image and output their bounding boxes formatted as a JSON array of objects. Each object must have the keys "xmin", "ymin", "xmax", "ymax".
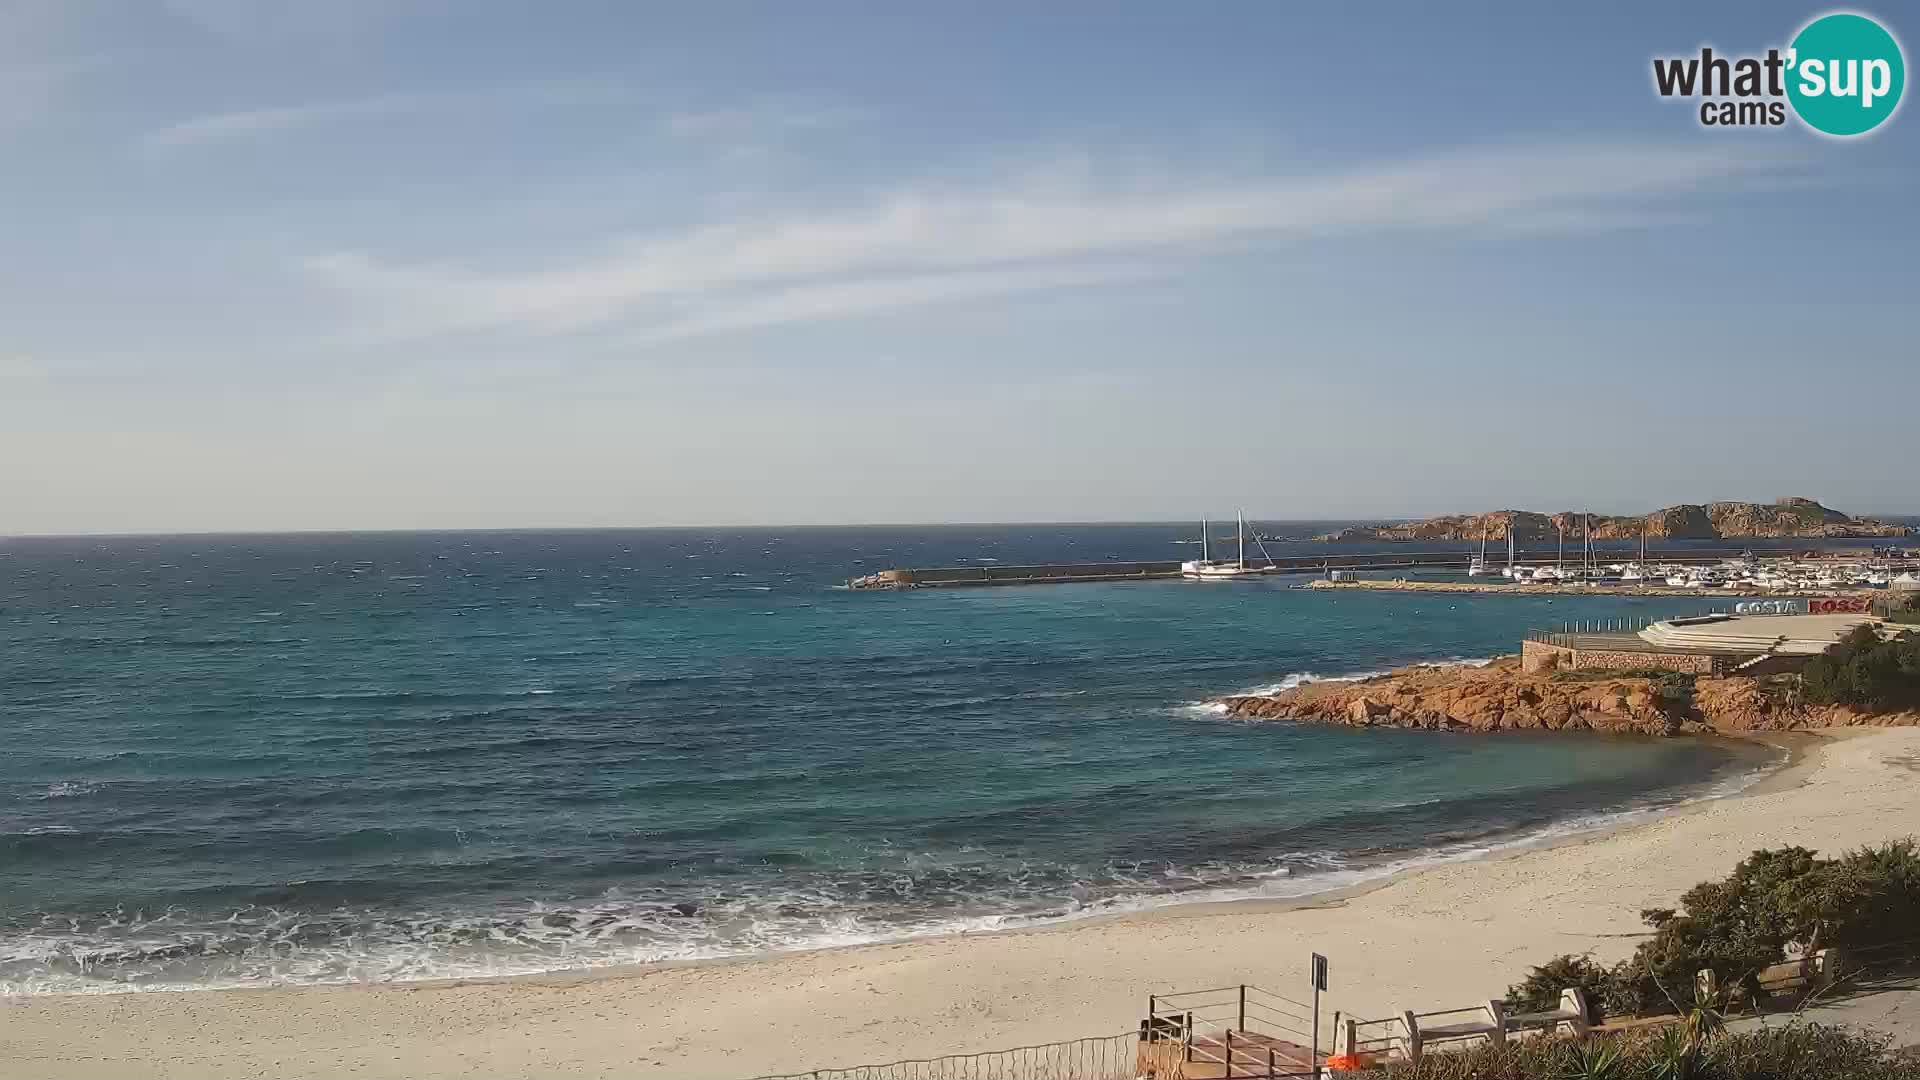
[
  {"xmin": 850, "ymin": 561, "xmax": 1183, "ymax": 588},
  {"xmin": 848, "ymin": 546, "xmax": 1854, "ymax": 590}
]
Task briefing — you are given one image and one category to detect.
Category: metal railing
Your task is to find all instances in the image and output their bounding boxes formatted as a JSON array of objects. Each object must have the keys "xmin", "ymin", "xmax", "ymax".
[
  {"xmin": 749, "ymin": 1031, "xmax": 1140, "ymax": 1080},
  {"xmin": 1143, "ymin": 984, "xmax": 1324, "ymax": 1078},
  {"xmin": 1340, "ymin": 1014, "xmax": 1412, "ymax": 1062}
]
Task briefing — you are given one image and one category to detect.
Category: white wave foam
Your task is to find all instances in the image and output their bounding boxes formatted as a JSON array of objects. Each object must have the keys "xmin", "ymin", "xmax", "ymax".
[
  {"xmin": 37, "ymin": 781, "xmax": 97, "ymax": 800},
  {"xmin": 15, "ymin": 774, "xmax": 1737, "ymax": 996},
  {"xmin": 0, "ymin": 752, "xmax": 1780, "ymax": 998},
  {"xmin": 1240, "ymin": 669, "xmax": 1389, "ymax": 696},
  {"xmin": 1, "ymin": 724, "xmax": 1788, "ymax": 1000},
  {"xmin": 1174, "ymin": 667, "xmax": 1386, "ymax": 717},
  {"xmin": 1191, "ymin": 656, "xmax": 1497, "ymax": 710}
]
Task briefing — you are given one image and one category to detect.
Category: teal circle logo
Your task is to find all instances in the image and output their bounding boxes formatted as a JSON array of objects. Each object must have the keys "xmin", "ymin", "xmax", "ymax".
[{"xmin": 1787, "ymin": 12, "xmax": 1905, "ymax": 136}]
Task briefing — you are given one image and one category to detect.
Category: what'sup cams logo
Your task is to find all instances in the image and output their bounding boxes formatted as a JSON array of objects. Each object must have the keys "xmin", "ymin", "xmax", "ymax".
[{"xmin": 1653, "ymin": 11, "xmax": 1905, "ymax": 136}]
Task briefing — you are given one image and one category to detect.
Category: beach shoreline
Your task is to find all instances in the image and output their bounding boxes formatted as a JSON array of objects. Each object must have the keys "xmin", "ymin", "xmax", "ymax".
[
  {"xmin": 10, "ymin": 726, "xmax": 1913, "ymax": 1079},
  {"xmin": 5, "ymin": 729, "xmax": 1791, "ymax": 998}
]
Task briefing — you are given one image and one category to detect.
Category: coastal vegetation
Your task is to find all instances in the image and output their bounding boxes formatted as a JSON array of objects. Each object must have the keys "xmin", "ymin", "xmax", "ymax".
[
  {"xmin": 1504, "ymin": 841, "xmax": 1920, "ymax": 1017},
  {"xmin": 1352, "ymin": 1025, "xmax": 1920, "ymax": 1079},
  {"xmin": 1800, "ymin": 625, "xmax": 1920, "ymax": 709},
  {"xmin": 1369, "ymin": 842, "xmax": 1920, "ymax": 1078}
]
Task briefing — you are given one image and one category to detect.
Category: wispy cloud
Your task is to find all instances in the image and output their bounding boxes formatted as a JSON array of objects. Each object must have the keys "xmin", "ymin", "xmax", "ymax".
[
  {"xmin": 141, "ymin": 80, "xmax": 634, "ymax": 150},
  {"xmin": 637, "ymin": 265, "xmax": 1153, "ymax": 344},
  {"xmin": 664, "ymin": 98, "xmax": 861, "ymax": 140},
  {"xmin": 297, "ymin": 140, "xmax": 1807, "ymax": 346}
]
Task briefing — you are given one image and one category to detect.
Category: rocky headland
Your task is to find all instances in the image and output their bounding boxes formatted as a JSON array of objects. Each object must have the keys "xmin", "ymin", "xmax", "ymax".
[
  {"xmin": 1213, "ymin": 657, "xmax": 1920, "ymax": 736},
  {"xmin": 1317, "ymin": 497, "xmax": 1908, "ymax": 543}
]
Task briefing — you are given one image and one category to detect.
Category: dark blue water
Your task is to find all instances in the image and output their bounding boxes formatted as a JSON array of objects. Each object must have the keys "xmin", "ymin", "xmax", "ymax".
[{"xmin": 0, "ymin": 526, "xmax": 1777, "ymax": 993}]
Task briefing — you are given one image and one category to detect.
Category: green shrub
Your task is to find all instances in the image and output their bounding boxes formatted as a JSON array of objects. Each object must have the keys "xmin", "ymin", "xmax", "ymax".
[
  {"xmin": 1410, "ymin": 844, "xmax": 1920, "ymax": 1077},
  {"xmin": 1530, "ymin": 841, "xmax": 1920, "ymax": 1016},
  {"xmin": 1504, "ymin": 954, "xmax": 1627, "ymax": 1024},
  {"xmin": 1352, "ymin": 1024, "xmax": 1920, "ymax": 1079},
  {"xmin": 1800, "ymin": 625, "xmax": 1920, "ymax": 709}
]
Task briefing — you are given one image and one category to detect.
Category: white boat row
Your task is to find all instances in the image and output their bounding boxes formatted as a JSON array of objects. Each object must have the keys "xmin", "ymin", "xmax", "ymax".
[{"xmin": 1499, "ymin": 558, "xmax": 1919, "ymax": 591}]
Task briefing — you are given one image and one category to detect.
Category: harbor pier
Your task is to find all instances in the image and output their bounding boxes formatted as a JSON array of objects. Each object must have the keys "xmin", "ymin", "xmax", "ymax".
[{"xmin": 845, "ymin": 547, "xmax": 1877, "ymax": 590}]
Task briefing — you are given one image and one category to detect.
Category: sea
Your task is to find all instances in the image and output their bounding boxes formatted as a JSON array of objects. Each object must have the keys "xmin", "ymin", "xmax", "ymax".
[{"xmin": 0, "ymin": 523, "xmax": 1820, "ymax": 994}]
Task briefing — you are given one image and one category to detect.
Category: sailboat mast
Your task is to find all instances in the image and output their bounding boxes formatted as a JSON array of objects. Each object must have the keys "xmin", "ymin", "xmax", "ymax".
[
  {"xmin": 1237, "ymin": 510, "xmax": 1246, "ymax": 570},
  {"xmin": 1201, "ymin": 518, "xmax": 1210, "ymax": 564},
  {"xmin": 1507, "ymin": 514, "xmax": 1515, "ymax": 569}
]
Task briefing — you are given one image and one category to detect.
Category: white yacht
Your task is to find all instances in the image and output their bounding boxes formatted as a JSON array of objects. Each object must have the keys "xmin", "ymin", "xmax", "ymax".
[{"xmin": 1182, "ymin": 512, "xmax": 1277, "ymax": 580}]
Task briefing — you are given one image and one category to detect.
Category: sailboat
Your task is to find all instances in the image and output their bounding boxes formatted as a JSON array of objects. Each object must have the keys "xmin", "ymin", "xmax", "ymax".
[
  {"xmin": 1468, "ymin": 518, "xmax": 1489, "ymax": 576},
  {"xmin": 1182, "ymin": 511, "xmax": 1277, "ymax": 580},
  {"xmin": 1621, "ymin": 522, "xmax": 1649, "ymax": 582}
]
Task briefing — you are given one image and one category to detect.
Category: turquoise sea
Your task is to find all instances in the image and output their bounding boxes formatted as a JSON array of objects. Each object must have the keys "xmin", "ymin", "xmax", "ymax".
[{"xmin": 0, "ymin": 525, "xmax": 1786, "ymax": 993}]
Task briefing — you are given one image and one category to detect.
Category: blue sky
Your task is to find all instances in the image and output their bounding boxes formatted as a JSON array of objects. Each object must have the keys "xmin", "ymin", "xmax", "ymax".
[{"xmin": 3, "ymin": 1, "xmax": 1915, "ymax": 533}]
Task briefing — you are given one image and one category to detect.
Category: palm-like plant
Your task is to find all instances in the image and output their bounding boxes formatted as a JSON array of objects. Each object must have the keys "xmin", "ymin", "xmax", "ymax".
[
  {"xmin": 1644, "ymin": 1024, "xmax": 1702, "ymax": 1080},
  {"xmin": 1559, "ymin": 1038, "xmax": 1627, "ymax": 1080}
]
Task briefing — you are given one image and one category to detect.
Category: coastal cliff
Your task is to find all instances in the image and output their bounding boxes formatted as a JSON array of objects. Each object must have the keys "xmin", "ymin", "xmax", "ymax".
[
  {"xmin": 1316, "ymin": 497, "xmax": 1908, "ymax": 543},
  {"xmin": 1214, "ymin": 657, "xmax": 1920, "ymax": 735}
]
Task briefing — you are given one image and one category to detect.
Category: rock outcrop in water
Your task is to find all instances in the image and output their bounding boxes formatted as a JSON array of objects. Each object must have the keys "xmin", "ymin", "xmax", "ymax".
[
  {"xmin": 1315, "ymin": 498, "xmax": 1907, "ymax": 543},
  {"xmin": 1214, "ymin": 657, "xmax": 1920, "ymax": 735}
]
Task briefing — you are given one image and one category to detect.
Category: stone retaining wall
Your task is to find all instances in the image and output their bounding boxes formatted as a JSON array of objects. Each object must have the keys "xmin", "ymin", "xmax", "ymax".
[{"xmin": 1521, "ymin": 639, "xmax": 1724, "ymax": 675}]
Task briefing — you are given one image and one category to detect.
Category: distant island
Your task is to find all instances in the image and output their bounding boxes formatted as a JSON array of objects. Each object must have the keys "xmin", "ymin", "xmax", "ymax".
[{"xmin": 1316, "ymin": 496, "xmax": 1909, "ymax": 543}]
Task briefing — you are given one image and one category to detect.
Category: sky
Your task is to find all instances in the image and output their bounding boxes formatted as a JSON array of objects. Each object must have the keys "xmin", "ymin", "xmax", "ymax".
[{"xmin": 3, "ymin": 1, "xmax": 1916, "ymax": 534}]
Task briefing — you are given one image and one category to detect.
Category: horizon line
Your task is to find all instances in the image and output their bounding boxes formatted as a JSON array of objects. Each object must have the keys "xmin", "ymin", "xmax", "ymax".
[{"xmin": 7, "ymin": 509, "xmax": 1918, "ymax": 543}]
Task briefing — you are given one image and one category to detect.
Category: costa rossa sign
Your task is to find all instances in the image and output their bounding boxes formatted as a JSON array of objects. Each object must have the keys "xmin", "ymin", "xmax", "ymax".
[{"xmin": 1809, "ymin": 595, "xmax": 1874, "ymax": 614}]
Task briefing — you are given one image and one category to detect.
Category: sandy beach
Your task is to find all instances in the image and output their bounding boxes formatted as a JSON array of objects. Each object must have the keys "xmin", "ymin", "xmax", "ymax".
[{"xmin": 6, "ymin": 728, "xmax": 1919, "ymax": 1080}]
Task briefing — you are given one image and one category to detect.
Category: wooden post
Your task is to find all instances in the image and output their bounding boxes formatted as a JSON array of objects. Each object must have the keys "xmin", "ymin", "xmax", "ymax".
[
  {"xmin": 1239, "ymin": 984, "xmax": 1247, "ymax": 1034},
  {"xmin": 1401, "ymin": 1010, "xmax": 1422, "ymax": 1065},
  {"xmin": 1225, "ymin": 1030, "xmax": 1233, "ymax": 1076}
]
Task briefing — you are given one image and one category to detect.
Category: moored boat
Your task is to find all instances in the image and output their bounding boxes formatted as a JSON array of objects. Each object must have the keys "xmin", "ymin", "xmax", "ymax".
[{"xmin": 1182, "ymin": 511, "xmax": 1278, "ymax": 580}]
